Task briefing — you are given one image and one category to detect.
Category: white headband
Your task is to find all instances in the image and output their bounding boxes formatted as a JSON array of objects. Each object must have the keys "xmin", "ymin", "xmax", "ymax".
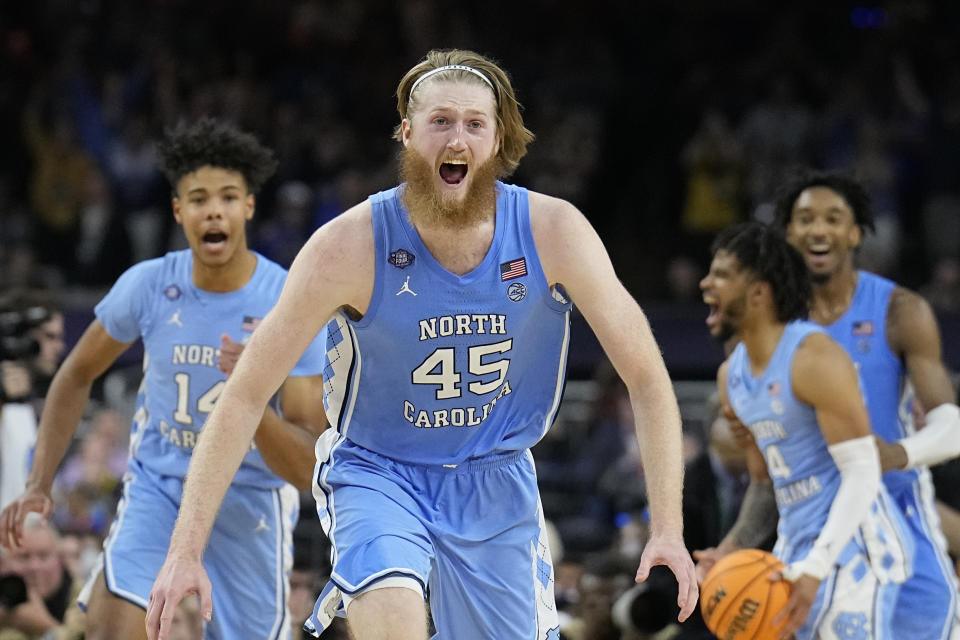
[{"xmin": 409, "ymin": 64, "xmax": 494, "ymax": 98}]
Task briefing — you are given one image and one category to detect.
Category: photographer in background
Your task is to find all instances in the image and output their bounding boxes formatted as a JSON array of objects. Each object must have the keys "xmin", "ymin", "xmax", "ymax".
[
  {"xmin": 0, "ymin": 291, "xmax": 65, "ymax": 511},
  {"xmin": 0, "ymin": 514, "xmax": 84, "ymax": 639}
]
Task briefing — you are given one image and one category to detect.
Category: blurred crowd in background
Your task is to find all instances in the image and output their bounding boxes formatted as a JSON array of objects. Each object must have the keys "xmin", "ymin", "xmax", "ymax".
[{"xmin": 2, "ymin": 1, "xmax": 960, "ymax": 638}]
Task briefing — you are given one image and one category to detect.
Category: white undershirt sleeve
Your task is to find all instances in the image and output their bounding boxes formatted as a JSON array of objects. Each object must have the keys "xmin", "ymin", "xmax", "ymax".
[
  {"xmin": 899, "ymin": 403, "xmax": 960, "ymax": 469},
  {"xmin": 781, "ymin": 435, "xmax": 881, "ymax": 582}
]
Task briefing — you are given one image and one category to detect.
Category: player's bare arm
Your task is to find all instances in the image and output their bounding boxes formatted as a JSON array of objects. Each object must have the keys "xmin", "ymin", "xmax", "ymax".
[
  {"xmin": 695, "ymin": 361, "xmax": 777, "ymax": 581},
  {"xmin": 0, "ymin": 320, "xmax": 130, "ymax": 549},
  {"xmin": 529, "ymin": 190, "xmax": 697, "ymax": 620},
  {"xmin": 251, "ymin": 374, "xmax": 328, "ymax": 490},
  {"xmin": 217, "ymin": 335, "xmax": 328, "ymax": 489},
  {"xmin": 720, "ymin": 363, "xmax": 777, "ymax": 549},
  {"xmin": 792, "ymin": 333, "xmax": 872, "ymax": 444},
  {"xmin": 884, "ymin": 286, "xmax": 960, "ymax": 470},
  {"xmin": 146, "ymin": 204, "xmax": 374, "ymax": 640}
]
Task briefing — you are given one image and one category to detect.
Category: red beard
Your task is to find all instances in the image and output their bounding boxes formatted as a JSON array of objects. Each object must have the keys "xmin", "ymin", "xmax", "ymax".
[{"xmin": 399, "ymin": 147, "xmax": 502, "ymax": 229}]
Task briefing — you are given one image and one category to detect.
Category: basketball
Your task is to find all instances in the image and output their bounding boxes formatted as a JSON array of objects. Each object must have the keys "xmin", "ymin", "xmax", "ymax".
[{"xmin": 700, "ymin": 549, "xmax": 791, "ymax": 639}]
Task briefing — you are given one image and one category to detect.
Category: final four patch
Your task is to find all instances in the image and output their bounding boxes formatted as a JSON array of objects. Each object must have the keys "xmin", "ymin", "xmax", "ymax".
[{"xmin": 389, "ymin": 249, "xmax": 415, "ymax": 269}]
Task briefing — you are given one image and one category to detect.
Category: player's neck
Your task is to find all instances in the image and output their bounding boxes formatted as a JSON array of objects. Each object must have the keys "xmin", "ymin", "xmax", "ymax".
[
  {"xmin": 809, "ymin": 265, "xmax": 858, "ymax": 326},
  {"xmin": 742, "ymin": 315, "xmax": 785, "ymax": 377},
  {"xmin": 191, "ymin": 249, "xmax": 258, "ymax": 292},
  {"xmin": 414, "ymin": 213, "xmax": 496, "ymax": 276}
]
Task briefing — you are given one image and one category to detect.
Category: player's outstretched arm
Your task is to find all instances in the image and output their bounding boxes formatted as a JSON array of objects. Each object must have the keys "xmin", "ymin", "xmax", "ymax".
[
  {"xmin": 529, "ymin": 192, "xmax": 697, "ymax": 621},
  {"xmin": 885, "ymin": 288, "xmax": 960, "ymax": 470},
  {"xmin": 0, "ymin": 321, "xmax": 129, "ymax": 549},
  {"xmin": 146, "ymin": 204, "xmax": 374, "ymax": 640}
]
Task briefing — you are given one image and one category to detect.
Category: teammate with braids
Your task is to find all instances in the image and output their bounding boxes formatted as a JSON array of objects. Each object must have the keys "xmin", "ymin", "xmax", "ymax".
[
  {"xmin": 699, "ymin": 221, "xmax": 911, "ymax": 639},
  {"xmin": 146, "ymin": 49, "xmax": 697, "ymax": 640},
  {"xmin": 0, "ymin": 118, "xmax": 328, "ymax": 639}
]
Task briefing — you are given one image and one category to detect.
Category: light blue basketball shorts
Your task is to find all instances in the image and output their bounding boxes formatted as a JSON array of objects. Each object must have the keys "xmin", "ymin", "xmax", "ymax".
[
  {"xmin": 783, "ymin": 492, "xmax": 912, "ymax": 640},
  {"xmin": 305, "ymin": 432, "xmax": 560, "ymax": 639},
  {"xmin": 80, "ymin": 458, "xmax": 299, "ymax": 640},
  {"xmin": 889, "ymin": 477, "xmax": 959, "ymax": 640}
]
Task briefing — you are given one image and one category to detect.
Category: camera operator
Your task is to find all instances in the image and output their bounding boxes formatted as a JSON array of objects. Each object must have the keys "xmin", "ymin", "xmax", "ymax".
[
  {"xmin": 0, "ymin": 291, "xmax": 65, "ymax": 511},
  {"xmin": 0, "ymin": 514, "xmax": 84, "ymax": 639}
]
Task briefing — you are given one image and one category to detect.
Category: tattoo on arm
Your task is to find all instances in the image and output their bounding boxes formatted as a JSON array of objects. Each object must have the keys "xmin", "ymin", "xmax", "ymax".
[{"xmin": 727, "ymin": 481, "xmax": 778, "ymax": 549}]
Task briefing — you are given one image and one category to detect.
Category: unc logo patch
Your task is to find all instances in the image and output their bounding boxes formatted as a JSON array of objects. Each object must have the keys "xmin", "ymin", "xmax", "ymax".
[
  {"xmin": 507, "ymin": 282, "xmax": 527, "ymax": 302},
  {"xmin": 832, "ymin": 612, "xmax": 869, "ymax": 639},
  {"xmin": 389, "ymin": 249, "xmax": 415, "ymax": 269},
  {"xmin": 164, "ymin": 284, "xmax": 182, "ymax": 300}
]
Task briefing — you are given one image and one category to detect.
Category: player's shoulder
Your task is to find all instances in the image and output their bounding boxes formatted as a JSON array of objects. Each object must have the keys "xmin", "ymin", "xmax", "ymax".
[
  {"xmin": 527, "ymin": 189, "xmax": 580, "ymax": 219},
  {"xmin": 117, "ymin": 250, "xmax": 186, "ymax": 288},
  {"xmin": 793, "ymin": 329, "xmax": 850, "ymax": 378},
  {"xmin": 887, "ymin": 283, "xmax": 931, "ymax": 317},
  {"xmin": 295, "ymin": 199, "xmax": 375, "ymax": 279},
  {"xmin": 314, "ymin": 200, "xmax": 372, "ymax": 245},
  {"xmin": 718, "ymin": 356, "xmax": 732, "ymax": 384},
  {"xmin": 795, "ymin": 327, "xmax": 839, "ymax": 356},
  {"xmin": 886, "ymin": 283, "xmax": 941, "ymax": 352},
  {"xmin": 527, "ymin": 189, "xmax": 588, "ymax": 242}
]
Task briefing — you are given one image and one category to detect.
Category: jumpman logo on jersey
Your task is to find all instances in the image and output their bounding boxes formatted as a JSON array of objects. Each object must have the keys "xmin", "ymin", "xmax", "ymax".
[
  {"xmin": 253, "ymin": 515, "xmax": 270, "ymax": 533},
  {"xmin": 167, "ymin": 309, "xmax": 183, "ymax": 327},
  {"xmin": 396, "ymin": 276, "xmax": 417, "ymax": 296}
]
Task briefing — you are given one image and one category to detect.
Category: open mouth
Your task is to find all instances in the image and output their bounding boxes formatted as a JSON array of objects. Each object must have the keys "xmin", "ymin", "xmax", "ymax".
[
  {"xmin": 805, "ymin": 245, "xmax": 832, "ymax": 267},
  {"xmin": 705, "ymin": 303, "xmax": 719, "ymax": 329},
  {"xmin": 202, "ymin": 231, "xmax": 228, "ymax": 246},
  {"xmin": 439, "ymin": 162, "xmax": 468, "ymax": 185}
]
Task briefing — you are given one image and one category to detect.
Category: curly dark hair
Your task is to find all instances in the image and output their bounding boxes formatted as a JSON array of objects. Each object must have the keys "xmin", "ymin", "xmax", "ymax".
[
  {"xmin": 772, "ymin": 168, "xmax": 875, "ymax": 234},
  {"xmin": 157, "ymin": 118, "xmax": 278, "ymax": 194},
  {"xmin": 711, "ymin": 222, "xmax": 811, "ymax": 323}
]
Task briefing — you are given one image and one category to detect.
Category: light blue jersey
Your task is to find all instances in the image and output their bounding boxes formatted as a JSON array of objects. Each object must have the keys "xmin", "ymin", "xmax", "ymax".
[
  {"xmin": 86, "ymin": 250, "xmax": 325, "ymax": 639},
  {"xmin": 309, "ymin": 182, "xmax": 568, "ymax": 639},
  {"xmin": 825, "ymin": 271, "xmax": 959, "ymax": 640},
  {"xmin": 95, "ymin": 249, "xmax": 326, "ymax": 487},
  {"xmin": 321, "ymin": 181, "xmax": 572, "ymax": 465},
  {"xmin": 826, "ymin": 272, "xmax": 915, "ymax": 494},
  {"xmin": 728, "ymin": 321, "xmax": 910, "ymax": 639}
]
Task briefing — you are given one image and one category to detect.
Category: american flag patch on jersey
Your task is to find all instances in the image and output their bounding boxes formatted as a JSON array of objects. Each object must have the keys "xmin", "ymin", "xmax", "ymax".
[
  {"xmin": 852, "ymin": 321, "xmax": 874, "ymax": 335},
  {"xmin": 242, "ymin": 315, "xmax": 262, "ymax": 331},
  {"xmin": 500, "ymin": 257, "xmax": 527, "ymax": 281}
]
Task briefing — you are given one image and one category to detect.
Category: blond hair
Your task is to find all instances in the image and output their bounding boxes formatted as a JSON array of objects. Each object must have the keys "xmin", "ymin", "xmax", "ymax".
[{"xmin": 394, "ymin": 49, "xmax": 535, "ymax": 176}]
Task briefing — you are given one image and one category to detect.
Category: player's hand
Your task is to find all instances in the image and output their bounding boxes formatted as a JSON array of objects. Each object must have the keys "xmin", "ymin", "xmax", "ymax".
[
  {"xmin": 145, "ymin": 552, "xmax": 212, "ymax": 640},
  {"xmin": 692, "ymin": 546, "xmax": 724, "ymax": 584},
  {"xmin": 0, "ymin": 484, "xmax": 53, "ymax": 550},
  {"xmin": 874, "ymin": 435, "xmax": 907, "ymax": 472},
  {"xmin": 771, "ymin": 570, "xmax": 819, "ymax": 640},
  {"xmin": 636, "ymin": 532, "xmax": 699, "ymax": 622},
  {"xmin": 217, "ymin": 334, "xmax": 244, "ymax": 377}
]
